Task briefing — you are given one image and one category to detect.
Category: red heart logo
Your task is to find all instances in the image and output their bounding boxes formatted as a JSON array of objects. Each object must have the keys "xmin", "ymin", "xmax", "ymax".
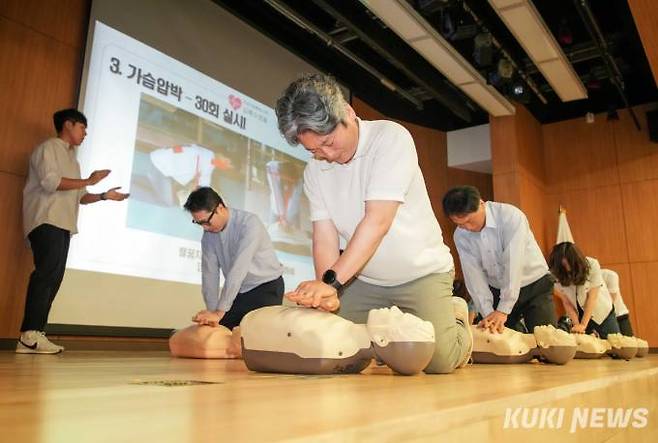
[{"xmin": 228, "ymin": 95, "xmax": 242, "ymax": 110}]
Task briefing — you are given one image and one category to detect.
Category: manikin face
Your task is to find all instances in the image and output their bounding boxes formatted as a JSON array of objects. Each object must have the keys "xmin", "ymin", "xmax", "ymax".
[
  {"xmin": 449, "ymin": 200, "xmax": 487, "ymax": 232},
  {"xmin": 192, "ymin": 205, "xmax": 229, "ymax": 233},
  {"xmin": 296, "ymin": 105, "xmax": 359, "ymax": 164},
  {"xmin": 61, "ymin": 120, "xmax": 87, "ymax": 146}
]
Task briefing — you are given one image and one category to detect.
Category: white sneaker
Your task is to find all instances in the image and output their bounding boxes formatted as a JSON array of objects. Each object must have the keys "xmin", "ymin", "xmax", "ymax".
[
  {"xmin": 16, "ymin": 330, "xmax": 64, "ymax": 354},
  {"xmin": 452, "ymin": 297, "xmax": 473, "ymax": 368}
]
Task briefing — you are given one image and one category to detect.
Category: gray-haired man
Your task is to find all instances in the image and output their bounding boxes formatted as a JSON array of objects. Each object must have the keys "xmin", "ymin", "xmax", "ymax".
[{"xmin": 275, "ymin": 74, "xmax": 472, "ymax": 374}]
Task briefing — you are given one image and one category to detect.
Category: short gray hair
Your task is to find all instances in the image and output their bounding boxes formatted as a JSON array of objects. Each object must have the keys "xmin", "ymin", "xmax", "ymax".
[{"xmin": 275, "ymin": 74, "xmax": 348, "ymax": 146}]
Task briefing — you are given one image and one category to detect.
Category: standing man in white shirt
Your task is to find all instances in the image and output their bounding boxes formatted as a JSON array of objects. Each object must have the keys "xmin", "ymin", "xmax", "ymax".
[
  {"xmin": 18, "ymin": 108, "xmax": 129, "ymax": 354},
  {"xmin": 443, "ymin": 186, "xmax": 556, "ymax": 334},
  {"xmin": 274, "ymin": 74, "xmax": 472, "ymax": 374}
]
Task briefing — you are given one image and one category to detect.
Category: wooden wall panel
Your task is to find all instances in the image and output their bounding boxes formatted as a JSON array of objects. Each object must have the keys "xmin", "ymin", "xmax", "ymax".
[
  {"xmin": 544, "ymin": 185, "xmax": 628, "ymax": 264},
  {"xmin": 0, "ymin": 1, "xmax": 88, "ymax": 338},
  {"xmin": 350, "ymin": 96, "xmax": 385, "ymax": 122},
  {"xmin": 0, "ymin": 0, "xmax": 88, "ymax": 48},
  {"xmin": 621, "ymin": 179, "xmax": 658, "ymax": 262},
  {"xmin": 446, "ymin": 167, "xmax": 493, "ymax": 200},
  {"xmin": 0, "ymin": 173, "xmax": 33, "ymax": 337},
  {"xmin": 615, "ymin": 104, "xmax": 658, "ymax": 183},
  {"xmin": 515, "ymin": 105, "xmax": 546, "ymax": 184},
  {"xmin": 406, "ymin": 121, "xmax": 448, "ymax": 216},
  {"xmin": 0, "ymin": 17, "xmax": 83, "ymax": 175},
  {"xmin": 630, "ymin": 261, "xmax": 658, "ymax": 345},
  {"xmin": 519, "ymin": 172, "xmax": 548, "ymax": 253},
  {"xmin": 491, "ymin": 104, "xmax": 547, "ymax": 254},
  {"xmin": 628, "ymin": 0, "xmax": 658, "ymax": 87},
  {"xmin": 543, "ymin": 116, "xmax": 618, "ymax": 193},
  {"xmin": 492, "ymin": 171, "xmax": 520, "ymax": 207},
  {"xmin": 489, "ymin": 114, "xmax": 517, "ymax": 174},
  {"xmin": 542, "ymin": 105, "xmax": 658, "ymax": 345}
]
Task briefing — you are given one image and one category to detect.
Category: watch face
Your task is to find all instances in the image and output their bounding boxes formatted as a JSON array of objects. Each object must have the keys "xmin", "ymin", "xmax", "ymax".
[{"xmin": 322, "ymin": 269, "xmax": 336, "ymax": 284}]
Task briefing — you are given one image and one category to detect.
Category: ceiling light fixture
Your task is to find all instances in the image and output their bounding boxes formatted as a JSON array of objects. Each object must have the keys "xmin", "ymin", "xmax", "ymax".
[
  {"xmin": 488, "ymin": 0, "xmax": 587, "ymax": 102},
  {"xmin": 361, "ymin": 0, "xmax": 515, "ymax": 116}
]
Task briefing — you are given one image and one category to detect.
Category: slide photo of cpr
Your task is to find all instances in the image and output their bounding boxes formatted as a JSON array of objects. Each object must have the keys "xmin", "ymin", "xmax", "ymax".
[{"xmin": 127, "ymin": 93, "xmax": 312, "ymax": 256}]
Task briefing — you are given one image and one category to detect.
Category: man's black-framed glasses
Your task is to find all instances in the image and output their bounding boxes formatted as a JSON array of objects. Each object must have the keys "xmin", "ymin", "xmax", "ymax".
[{"xmin": 192, "ymin": 206, "xmax": 218, "ymax": 226}]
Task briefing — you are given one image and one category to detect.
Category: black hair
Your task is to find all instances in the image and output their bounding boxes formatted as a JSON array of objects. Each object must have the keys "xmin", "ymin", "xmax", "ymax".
[
  {"xmin": 53, "ymin": 108, "xmax": 87, "ymax": 133},
  {"xmin": 547, "ymin": 242, "xmax": 590, "ymax": 286},
  {"xmin": 442, "ymin": 186, "xmax": 481, "ymax": 217},
  {"xmin": 183, "ymin": 187, "xmax": 225, "ymax": 213}
]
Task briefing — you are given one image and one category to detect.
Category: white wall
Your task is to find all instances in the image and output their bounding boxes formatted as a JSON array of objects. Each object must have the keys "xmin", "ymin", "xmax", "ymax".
[{"xmin": 447, "ymin": 123, "xmax": 491, "ymax": 173}]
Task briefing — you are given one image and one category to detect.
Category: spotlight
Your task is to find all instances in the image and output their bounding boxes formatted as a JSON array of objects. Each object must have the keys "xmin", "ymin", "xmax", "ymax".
[
  {"xmin": 511, "ymin": 81, "xmax": 530, "ymax": 104},
  {"xmin": 473, "ymin": 32, "xmax": 493, "ymax": 67},
  {"xmin": 497, "ymin": 58, "xmax": 514, "ymax": 80}
]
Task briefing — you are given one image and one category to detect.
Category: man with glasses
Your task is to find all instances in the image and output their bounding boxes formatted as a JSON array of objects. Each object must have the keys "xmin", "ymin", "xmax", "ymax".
[
  {"xmin": 274, "ymin": 74, "xmax": 472, "ymax": 374},
  {"xmin": 183, "ymin": 186, "xmax": 284, "ymax": 330}
]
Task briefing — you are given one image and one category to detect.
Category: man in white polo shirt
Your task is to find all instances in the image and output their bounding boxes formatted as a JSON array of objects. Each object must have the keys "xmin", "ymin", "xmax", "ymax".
[{"xmin": 274, "ymin": 74, "xmax": 471, "ymax": 374}]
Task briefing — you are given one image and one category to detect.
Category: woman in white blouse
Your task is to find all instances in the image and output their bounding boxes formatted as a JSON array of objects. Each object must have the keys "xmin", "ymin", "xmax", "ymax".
[{"xmin": 547, "ymin": 242, "xmax": 621, "ymax": 338}]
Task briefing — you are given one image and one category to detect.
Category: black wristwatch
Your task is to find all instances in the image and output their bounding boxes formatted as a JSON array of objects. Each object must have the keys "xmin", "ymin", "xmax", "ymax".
[{"xmin": 322, "ymin": 269, "xmax": 343, "ymax": 293}]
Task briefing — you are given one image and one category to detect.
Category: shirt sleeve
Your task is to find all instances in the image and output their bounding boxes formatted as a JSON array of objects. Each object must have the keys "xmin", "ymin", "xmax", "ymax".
[
  {"xmin": 217, "ymin": 216, "xmax": 265, "ymax": 312},
  {"xmin": 455, "ymin": 231, "xmax": 495, "ymax": 316},
  {"xmin": 78, "ymin": 187, "xmax": 88, "ymax": 203},
  {"xmin": 497, "ymin": 207, "xmax": 529, "ymax": 315},
  {"xmin": 34, "ymin": 144, "xmax": 63, "ymax": 193},
  {"xmin": 201, "ymin": 234, "xmax": 221, "ymax": 311},
  {"xmin": 303, "ymin": 164, "xmax": 330, "ymax": 221},
  {"xmin": 365, "ymin": 124, "xmax": 416, "ymax": 202},
  {"xmin": 601, "ymin": 269, "xmax": 619, "ymax": 293},
  {"xmin": 588, "ymin": 258, "xmax": 604, "ymax": 288}
]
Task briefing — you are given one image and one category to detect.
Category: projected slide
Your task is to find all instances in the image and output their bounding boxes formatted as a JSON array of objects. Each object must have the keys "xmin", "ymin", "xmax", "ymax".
[{"xmin": 69, "ymin": 21, "xmax": 314, "ymax": 290}]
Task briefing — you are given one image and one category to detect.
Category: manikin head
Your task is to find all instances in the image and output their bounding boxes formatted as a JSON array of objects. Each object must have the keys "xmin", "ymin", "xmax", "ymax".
[{"xmin": 366, "ymin": 306, "xmax": 435, "ymax": 375}]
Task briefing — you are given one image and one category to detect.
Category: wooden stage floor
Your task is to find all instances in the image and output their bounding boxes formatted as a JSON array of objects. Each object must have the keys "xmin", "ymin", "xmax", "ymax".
[{"xmin": 1, "ymin": 351, "xmax": 657, "ymax": 442}]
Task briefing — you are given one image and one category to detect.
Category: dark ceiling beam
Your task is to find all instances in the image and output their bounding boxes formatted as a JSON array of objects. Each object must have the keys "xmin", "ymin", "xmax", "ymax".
[
  {"xmin": 310, "ymin": 0, "xmax": 473, "ymax": 122},
  {"xmin": 262, "ymin": 0, "xmax": 425, "ymax": 110},
  {"xmin": 574, "ymin": 0, "xmax": 641, "ymax": 130}
]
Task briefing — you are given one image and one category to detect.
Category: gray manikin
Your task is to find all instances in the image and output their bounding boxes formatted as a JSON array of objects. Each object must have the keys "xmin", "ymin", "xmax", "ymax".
[{"xmin": 240, "ymin": 305, "xmax": 435, "ymax": 376}]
